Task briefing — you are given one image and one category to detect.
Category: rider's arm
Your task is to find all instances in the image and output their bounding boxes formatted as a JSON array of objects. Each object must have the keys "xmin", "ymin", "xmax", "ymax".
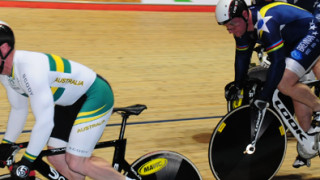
[
  {"xmin": 0, "ymin": 76, "xmax": 29, "ymax": 143},
  {"xmin": 258, "ymin": 19, "xmax": 286, "ymax": 101},
  {"xmin": 234, "ymin": 33, "xmax": 256, "ymax": 87},
  {"xmin": 18, "ymin": 63, "xmax": 55, "ymax": 162}
]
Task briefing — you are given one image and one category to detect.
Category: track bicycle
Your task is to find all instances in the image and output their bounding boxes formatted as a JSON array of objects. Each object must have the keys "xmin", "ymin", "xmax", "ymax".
[
  {"xmin": 209, "ymin": 78, "xmax": 320, "ymax": 180},
  {"xmin": 0, "ymin": 104, "xmax": 202, "ymax": 180},
  {"xmin": 225, "ymin": 45, "xmax": 316, "ymax": 112}
]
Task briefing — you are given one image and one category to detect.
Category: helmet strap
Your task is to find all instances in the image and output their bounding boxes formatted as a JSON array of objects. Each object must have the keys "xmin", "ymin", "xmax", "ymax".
[
  {"xmin": 243, "ymin": 16, "xmax": 249, "ymax": 31},
  {"xmin": 0, "ymin": 47, "xmax": 13, "ymax": 74},
  {"xmin": 0, "ymin": 60, "xmax": 5, "ymax": 74},
  {"xmin": 241, "ymin": 10, "xmax": 249, "ymax": 32}
]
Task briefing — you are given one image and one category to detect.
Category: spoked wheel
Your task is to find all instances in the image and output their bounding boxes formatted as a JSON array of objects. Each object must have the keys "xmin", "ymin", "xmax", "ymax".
[
  {"xmin": 209, "ymin": 105, "xmax": 287, "ymax": 180},
  {"xmin": 128, "ymin": 151, "xmax": 202, "ymax": 180}
]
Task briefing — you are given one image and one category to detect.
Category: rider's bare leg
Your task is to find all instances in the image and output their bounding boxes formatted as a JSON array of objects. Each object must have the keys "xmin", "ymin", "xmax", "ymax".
[
  {"xmin": 65, "ymin": 152, "xmax": 126, "ymax": 180},
  {"xmin": 312, "ymin": 58, "xmax": 320, "ymax": 79},
  {"xmin": 278, "ymin": 69, "xmax": 320, "ymax": 112},
  {"xmin": 279, "ymin": 66, "xmax": 319, "ymax": 167},
  {"xmin": 289, "ymin": 60, "xmax": 320, "ymax": 132},
  {"xmin": 47, "ymin": 146, "xmax": 126, "ymax": 180},
  {"xmin": 293, "ymin": 100, "xmax": 313, "ymax": 131},
  {"xmin": 47, "ymin": 146, "xmax": 85, "ymax": 180}
]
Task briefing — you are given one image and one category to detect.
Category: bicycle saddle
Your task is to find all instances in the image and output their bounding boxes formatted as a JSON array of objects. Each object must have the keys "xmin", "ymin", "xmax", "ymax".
[{"xmin": 113, "ymin": 104, "xmax": 147, "ymax": 115}]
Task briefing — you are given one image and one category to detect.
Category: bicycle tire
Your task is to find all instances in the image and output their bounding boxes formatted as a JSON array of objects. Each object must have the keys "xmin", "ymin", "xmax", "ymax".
[
  {"xmin": 247, "ymin": 65, "xmax": 268, "ymax": 82},
  {"xmin": 128, "ymin": 150, "xmax": 202, "ymax": 180},
  {"xmin": 0, "ymin": 174, "xmax": 41, "ymax": 180},
  {"xmin": 0, "ymin": 174, "xmax": 11, "ymax": 180},
  {"xmin": 209, "ymin": 105, "xmax": 287, "ymax": 180}
]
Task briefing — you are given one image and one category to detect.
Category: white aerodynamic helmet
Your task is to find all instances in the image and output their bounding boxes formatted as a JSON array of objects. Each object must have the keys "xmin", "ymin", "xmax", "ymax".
[{"xmin": 215, "ymin": 0, "xmax": 249, "ymax": 25}]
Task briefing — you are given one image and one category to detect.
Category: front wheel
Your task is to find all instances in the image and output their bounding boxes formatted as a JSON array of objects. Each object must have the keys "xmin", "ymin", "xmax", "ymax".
[
  {"xmin": 128, "ymin": 151, "xmax": 202, "ymax": 180},
  {"xmin": 209, "ymin": 105, "xmax": 287, "ymax": 180}
]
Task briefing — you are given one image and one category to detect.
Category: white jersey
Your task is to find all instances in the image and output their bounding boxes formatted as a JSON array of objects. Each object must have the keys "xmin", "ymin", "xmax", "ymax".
[{"xmin": 0, "ymin": 50, "xmax": 96, "ymax": 159}]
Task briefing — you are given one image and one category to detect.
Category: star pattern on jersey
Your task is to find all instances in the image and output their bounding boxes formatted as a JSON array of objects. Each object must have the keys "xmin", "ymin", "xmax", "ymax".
[
  {"xmin": 310, "ymin": 20, "xmax": 317, "ymax": 30},
  {"xmin": 309, "ymin": 20, "xmax": 319, "ymax": 36},
  {"xmin": 255, "ymin": 11, "xmax": 272, "ymax": 38}
]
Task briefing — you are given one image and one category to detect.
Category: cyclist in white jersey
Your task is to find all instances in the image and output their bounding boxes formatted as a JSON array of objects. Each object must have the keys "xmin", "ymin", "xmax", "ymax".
[{"xmin": 0, "ymin": 21, "xmax": 133, "ymax": 180}]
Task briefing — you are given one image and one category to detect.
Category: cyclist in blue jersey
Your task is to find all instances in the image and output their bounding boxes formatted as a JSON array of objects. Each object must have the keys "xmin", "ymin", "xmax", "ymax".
[
  {"xmin": 252, "ymin": 0, "xmax": 320, "ymax": 15},
  {"xmin": 251, "ymin": 0, "xmax": 320, "ymax": 168},
  {"xmin": 246, "ymin": 0, "xmax": 320, "ymax": 168},
  {"xmin": 0, "ymin": 22, "xmax": 133, "ymax": 180},
  {"xmin": 216, "ymin": 0, "xmax": 320, "ymax": 168},
  {"xmin": 252, "ymin": 0, "xmax": 320, "ymax": 25}
]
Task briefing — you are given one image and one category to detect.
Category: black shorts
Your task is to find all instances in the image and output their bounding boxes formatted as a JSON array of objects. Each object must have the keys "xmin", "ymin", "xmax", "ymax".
[{"xmin": 50, "ymin": 95, "xmax": 87, "ymax": 142}]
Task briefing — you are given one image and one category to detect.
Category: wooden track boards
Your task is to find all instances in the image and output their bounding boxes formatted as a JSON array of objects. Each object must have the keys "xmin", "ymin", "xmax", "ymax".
[{"xmin": 0, "ymin": 6, "xmax": 318, "ymax": 180}]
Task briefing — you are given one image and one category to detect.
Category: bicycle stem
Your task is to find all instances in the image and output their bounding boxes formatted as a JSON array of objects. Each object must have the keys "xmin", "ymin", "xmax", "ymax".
[{"xmin": 244, "ymin": 108, "xmax": 267, "ymax": 155}]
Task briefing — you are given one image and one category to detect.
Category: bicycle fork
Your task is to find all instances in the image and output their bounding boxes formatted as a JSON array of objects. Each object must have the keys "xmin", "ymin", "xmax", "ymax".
[{"xmin": 243, "ymin": 107, "xmax": 267, "ymax": 155}]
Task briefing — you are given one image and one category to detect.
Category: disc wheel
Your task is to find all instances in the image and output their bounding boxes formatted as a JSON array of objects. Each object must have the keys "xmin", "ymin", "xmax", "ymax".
[
  {"xmin": 129, "ymin": 151, "xmax": 202, "ymax": 180},
  {"xmin": 209, "ymin": 105, "xmax": 287, "ymax": 180}
]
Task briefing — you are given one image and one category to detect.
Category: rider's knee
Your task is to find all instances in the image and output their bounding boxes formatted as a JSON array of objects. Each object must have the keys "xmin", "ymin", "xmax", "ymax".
[
  {"xmin": 65, "ymin": 153, "xmax": 90, "ymax": 175},
  {"xmin": 65, "ymin": 154, "xmax": 84, "ymax": 173},
  {"xmin": 278, "ymin": 71, "xmax": 299, "ymax": 95},
  {"xmin": 277, "ymin": 82, "xmax": 290, "ymax": 95},
  {"xmin": 47, "ymin": 146, "xmax": 64, "ymax": 165},
  {"xmin": 47, "ymin": 154, "xmax": 67, "ymax": 173},
  {"xmin": 47, "ymin": 155, "xmax": 56, "ymax": 166}
]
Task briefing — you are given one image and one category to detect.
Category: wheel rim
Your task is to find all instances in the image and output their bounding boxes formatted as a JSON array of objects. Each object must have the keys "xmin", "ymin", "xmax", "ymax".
[
  {"xmin": 130, "ymin": 151, "xmax": 202, "ymax": 180},
  {"xmin": 209, "ymin": 106, "xmax": 286, "ymax": 180}
]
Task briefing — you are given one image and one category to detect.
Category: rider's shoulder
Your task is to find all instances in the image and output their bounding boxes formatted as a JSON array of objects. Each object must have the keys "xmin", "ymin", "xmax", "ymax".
[
  {"xmin": 14, "ymin": 50, "xmax": 49, "ymax": 64},
  {"xmin": 15, "ymin": 50, "xmax": 47, "ymax": 59},
  {"xmin": 13, "ymin": 50, "xmax": 50, "ymax": 75}
]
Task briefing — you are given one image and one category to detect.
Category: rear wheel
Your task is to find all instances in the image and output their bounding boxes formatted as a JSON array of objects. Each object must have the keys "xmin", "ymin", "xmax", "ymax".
[
  {"xmin": 209, "ymin": 105, "xmax": 287, "ymax": 180},
  {"xmin": 128, "ymin": 151, "xmax": 202, "ymax": 180}
]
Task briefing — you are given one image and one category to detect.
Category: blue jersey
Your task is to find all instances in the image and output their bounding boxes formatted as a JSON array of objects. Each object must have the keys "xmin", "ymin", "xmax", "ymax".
[
  {"xmin": 235, "ymin": 2, "xmax": 320, "ymax": 100},
  {"xmin": 253, "ymin": 0, "xmax": 319, "ymax": 13},
  {"xmin": 292, "ymin": 0, "xmax": 319, "ymax": 12}
]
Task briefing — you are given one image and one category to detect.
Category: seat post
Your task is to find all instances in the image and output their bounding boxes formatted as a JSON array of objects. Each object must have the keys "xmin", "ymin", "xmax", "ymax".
[{"xmin": 119, "ymin": 113, "xmax": 129, "ymax": 140}]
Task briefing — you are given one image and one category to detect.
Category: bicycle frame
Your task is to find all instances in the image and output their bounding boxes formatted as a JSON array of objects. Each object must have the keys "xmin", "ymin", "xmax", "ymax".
[
  {"xmin": 246, "ymin": 80, "xmax": 320, "ymax": 157},
  {"xmin": 1, "ymin": 105, "xmax": 147, "ymax": 180},
  {"xmin": 272, "ymin": 87, "xmax": 318, "ymax": 156}
]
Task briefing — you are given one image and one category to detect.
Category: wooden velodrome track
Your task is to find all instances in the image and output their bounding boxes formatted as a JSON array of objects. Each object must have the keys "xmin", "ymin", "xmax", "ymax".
[{"xmin": 0, "ymin": 1, "xmax": 320, "ymax": 179}]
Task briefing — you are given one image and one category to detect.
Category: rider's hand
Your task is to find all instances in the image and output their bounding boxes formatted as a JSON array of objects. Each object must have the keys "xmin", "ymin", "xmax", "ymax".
[
  {"xmin": 0, "ymin": 143, "xmax": 15, "ymax": 168},
  {"xmin": 11, "ymin": 157, "xmax": 33, "ymax": 180},
  {"xmin": 260, "ymin": 56, "xmax": 271, "ymax": 68},
  {"xmin": 225, "ymin": 83, "xmax": 241, "ymax": 101}
]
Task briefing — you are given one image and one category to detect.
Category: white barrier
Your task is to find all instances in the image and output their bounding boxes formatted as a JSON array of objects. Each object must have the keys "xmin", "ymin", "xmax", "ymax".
[
  {"xmin": 142, "ymin": 0, "xmax": 251, "ymax": 5},
  {"xmin": 142, "ymin": 0, "xmax": 216, "ymax": 5}
]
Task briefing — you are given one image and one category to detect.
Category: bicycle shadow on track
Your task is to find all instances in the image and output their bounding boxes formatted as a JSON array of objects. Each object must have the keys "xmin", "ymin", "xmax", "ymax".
[
  {"xmin": 192, "ymin": 133, "xmax": 211, "ymax": 144},
  {"xmin": 274, "ymin": 174, "xmax": 320, "ymax": 180}
]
